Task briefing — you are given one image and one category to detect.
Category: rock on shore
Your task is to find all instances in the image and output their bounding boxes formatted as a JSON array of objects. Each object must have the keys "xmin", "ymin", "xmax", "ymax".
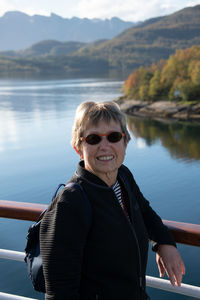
[{"xmin": 117, "ymin": 99, "xmax": 200, "ymax": 121}]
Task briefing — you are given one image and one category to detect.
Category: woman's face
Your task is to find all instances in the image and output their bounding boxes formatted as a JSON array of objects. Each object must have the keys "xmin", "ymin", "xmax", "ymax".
[{"xmin": 79, "ymin": 120, "xmax": 127, "ymax": 186}]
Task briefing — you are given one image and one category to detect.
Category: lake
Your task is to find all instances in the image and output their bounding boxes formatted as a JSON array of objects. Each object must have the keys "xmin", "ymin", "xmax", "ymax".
[{"xmin": 0, "ymin": 77, "xmax": 199, "ymax": 300}]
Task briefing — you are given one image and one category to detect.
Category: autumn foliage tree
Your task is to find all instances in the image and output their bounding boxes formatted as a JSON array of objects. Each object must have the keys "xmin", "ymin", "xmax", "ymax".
[{"xmin": 123, "ymin": 45, "xmax": 200, "ymax": 101}]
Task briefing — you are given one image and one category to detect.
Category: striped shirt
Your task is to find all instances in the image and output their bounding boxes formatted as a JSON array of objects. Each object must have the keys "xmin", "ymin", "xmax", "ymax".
[{"xmin": 112, "ymin": 180, "xmax": 130, "ymax": 220}]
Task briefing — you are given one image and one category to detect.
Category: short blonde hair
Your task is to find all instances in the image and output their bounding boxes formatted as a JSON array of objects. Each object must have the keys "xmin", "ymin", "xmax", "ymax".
[{"xmin": 71, "ymin": 101, "xmax": 131, "ymax": 150}]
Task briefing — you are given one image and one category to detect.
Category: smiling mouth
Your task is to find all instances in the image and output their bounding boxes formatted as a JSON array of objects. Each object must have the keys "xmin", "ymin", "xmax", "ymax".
[{"xmin": 96, "ymin": 155, "xmax": 114, "ymax": 161}]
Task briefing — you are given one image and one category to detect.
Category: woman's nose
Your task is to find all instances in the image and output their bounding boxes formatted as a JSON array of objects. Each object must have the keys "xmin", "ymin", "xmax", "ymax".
[{"xmin": 98, "ymin": 136, "xmax": 110, "ymax": 148}]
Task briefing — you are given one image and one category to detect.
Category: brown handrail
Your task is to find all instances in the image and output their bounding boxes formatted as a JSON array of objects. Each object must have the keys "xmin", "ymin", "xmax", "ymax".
[
  {"xmin": 0, "ymin": 200, "xmax": 200, "ymax": 247},
  {"xmin": 0, "ymin": 200, "xmax": 47, "ymax": 221},
  {"xmin": 163, "ymin": 219, "xmax": 200, "ymax": 247}
]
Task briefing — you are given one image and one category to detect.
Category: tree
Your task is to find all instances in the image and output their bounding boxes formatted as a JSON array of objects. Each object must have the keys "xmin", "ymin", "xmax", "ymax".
[
  {"xmin": 123, "ymin": 45, "xmax": 200, "ymax": 102},
  {"xmin": 149, "ymin": 70, "xmax": 162, "ymax": 100},
  {"xmin": 190, "ymin": 61, "xmax": 200, "ymax": 85}
]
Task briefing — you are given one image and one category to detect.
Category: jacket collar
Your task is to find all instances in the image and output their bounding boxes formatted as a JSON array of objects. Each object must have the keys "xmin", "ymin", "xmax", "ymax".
[
  {"xmin": 76, "ymin": 160, "xmax": 130, "ymax": 190},
  {"xmin": 76, "ymin": 160, "xmax": 109, "ymax": 187}
]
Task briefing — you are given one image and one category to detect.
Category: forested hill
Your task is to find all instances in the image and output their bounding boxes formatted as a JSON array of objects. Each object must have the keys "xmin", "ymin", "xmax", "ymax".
[
  {"xmin": 0, "ymin": 5, "xmax": 200, "ymax": 76},
  {"xmin": 83, "ymin": 4, "xmax": 200, "ymax": 70},
  {"xmin": 2, "ymin": 40, "xmax": 88, "ymax": 57}
]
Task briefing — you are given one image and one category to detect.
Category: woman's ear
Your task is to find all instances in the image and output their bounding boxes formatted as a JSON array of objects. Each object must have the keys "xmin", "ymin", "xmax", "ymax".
[{"xmin": 73, "ymin": 146, "xmax": 83, "ymax": 159}]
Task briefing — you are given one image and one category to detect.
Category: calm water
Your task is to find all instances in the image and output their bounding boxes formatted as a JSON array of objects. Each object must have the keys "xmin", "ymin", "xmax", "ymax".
[{"xmin": 0, "ymin": 78, "xmax": 199, "ymax": 300}]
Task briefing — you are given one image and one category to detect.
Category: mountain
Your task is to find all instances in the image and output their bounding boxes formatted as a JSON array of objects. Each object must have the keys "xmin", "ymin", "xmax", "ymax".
[
  {"xmin": 0, "ymin": 5, "xmax": 200, "ymax": 77},
  {"xmin": 0, "ymin": 11, "xmax": 135, "ymax": 51},
  {"xmin": 80, "ymin": 5, "xmax": 200, "ymax": 70}
]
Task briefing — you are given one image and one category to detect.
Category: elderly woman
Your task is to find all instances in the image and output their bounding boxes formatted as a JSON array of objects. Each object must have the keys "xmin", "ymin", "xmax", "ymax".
[{"xmin": 40, "ymin": 101, "xmax": 185, "ymax": 300}]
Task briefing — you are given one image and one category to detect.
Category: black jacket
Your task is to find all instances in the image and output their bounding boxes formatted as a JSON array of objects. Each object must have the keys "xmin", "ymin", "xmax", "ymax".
[{"xmin": 40, "ymin": 162, "xmax": 176, "ymax": 300}]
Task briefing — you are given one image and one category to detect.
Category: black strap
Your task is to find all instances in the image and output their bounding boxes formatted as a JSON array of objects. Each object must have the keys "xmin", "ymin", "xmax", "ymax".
[
  {"xmin": 51, "ymin": 183, "xmax": 66, "ymax": 201},
  {"xmin": 36, "ymin": 182, "xmax": 92, "ymax": 227}
]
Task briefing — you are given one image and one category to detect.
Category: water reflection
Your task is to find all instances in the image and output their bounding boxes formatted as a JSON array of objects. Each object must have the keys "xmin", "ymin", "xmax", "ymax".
[
  {"xmin": 0, "ymin": 78, "xmax": 123, "ymax": 153},
  {"xmin": 0, "ymin": 110, "xmax": 20, "ymax": 152},
  {"xmin": 127, "ymin": 116, "xmax": 200, "ymax": 161}
]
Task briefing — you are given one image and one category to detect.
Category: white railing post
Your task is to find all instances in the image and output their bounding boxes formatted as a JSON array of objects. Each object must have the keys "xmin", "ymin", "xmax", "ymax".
[
  {"xmin": 146, "ymin": 276, "xmax": 200, "ymax": 299},
  {"xmin": 0, "ymin": 292, "xmax": 37, "ymax": 300},
  {"xmin": 0, "ymin": 249, "xmax": 25, "ymax": 262}
]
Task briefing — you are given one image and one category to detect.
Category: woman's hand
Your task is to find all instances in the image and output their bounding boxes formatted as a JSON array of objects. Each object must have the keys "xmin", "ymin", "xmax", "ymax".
[{"xmin": 156, "ymin": 244, "xmax": 185, "ymax": 286}]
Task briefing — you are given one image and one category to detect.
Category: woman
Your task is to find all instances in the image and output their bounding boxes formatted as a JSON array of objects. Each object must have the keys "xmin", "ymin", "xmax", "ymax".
[{"xmin": 40, "ymin": 101, "xmax": 185, "ymax": 300}]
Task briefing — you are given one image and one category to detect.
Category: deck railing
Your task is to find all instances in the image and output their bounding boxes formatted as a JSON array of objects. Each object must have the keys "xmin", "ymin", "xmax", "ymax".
[{"xmin": 0, "ymin": 199, "xmax": 200, "ymax": 300}]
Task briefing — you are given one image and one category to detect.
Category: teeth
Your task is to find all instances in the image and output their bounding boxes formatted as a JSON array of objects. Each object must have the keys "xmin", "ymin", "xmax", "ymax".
[{"xmin": 97, "ymin": 156, "xmax": 113, "ymax": 161}]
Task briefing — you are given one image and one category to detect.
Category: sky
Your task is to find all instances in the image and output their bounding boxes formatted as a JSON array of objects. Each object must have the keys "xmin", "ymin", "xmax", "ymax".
[{"xmin": 1, "ymin": 0, "xmax": 200, "ymax": 22}]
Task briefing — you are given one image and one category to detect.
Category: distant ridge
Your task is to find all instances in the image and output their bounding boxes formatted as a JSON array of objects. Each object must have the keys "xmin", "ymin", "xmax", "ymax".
[
  {"xmin": 19, "ymin": 40, "xmax": 87, "ymax": 57},
  {"xmin": 0, "ymin": 11, "xmax": 135, "ymax": 51}
]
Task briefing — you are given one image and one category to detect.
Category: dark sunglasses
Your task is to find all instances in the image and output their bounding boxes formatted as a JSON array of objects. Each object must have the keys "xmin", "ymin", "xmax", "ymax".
[{"xmin": 80, "ymin": 132, "xmax": 125, "ymax": 145}]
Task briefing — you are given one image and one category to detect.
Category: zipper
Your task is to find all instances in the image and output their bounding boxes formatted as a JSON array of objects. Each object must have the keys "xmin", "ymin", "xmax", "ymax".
[
  {"xmin": 129, "ymin": 225, "xmax": 144, "ymax": 300},
  {"xmin": 111, "ymin": 189, "xmax": 143, "ymax": 294},
  {"xmin": 130, "ymin": 224, "xmax": 143, "ymax": 287}
]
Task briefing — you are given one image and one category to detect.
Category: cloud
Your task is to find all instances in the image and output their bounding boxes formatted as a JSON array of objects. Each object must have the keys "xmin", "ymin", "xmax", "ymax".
[
  {"xmin": 0, "ymin": 0, "xmax": 200, "ymax": 20},
  {"xmin": 0, "ymin": 0, "xmax": 45, "ymax": 16},
  {"xmin": 187, "ymin": 0, "xmax": 200, "ymax": 5},
  {"xmin": 0, "ymin": 0, "xmax": 79, "ymax": 17},
  {"xmin": 0, "ymin": 0, "xmax": 16, "ymax": 16},
  {"xmin": 76, "ymin": 0, "xmax": 200, "ymax": 21}
]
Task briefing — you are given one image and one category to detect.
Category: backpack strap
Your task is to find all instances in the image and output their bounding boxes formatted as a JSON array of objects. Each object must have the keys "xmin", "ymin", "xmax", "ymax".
[
  {"xmin": 35, "ymin": 182, "xmax": 92, "ymax": 227},
  {"xmin": 51, "ymin": 183, "xmax": 66, "ymax": 201},
  {"xmin": 34, "ymin": 184, "xmax": 66, "ymax": 223}
]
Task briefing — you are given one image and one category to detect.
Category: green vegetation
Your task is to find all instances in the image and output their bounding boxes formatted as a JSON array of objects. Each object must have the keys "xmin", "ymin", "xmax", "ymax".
[
  {"xmin": 0, "ymin": 54, "xmax": 109, "ymax": 76},
  {"xmin": 19, "ymin": 40, "xmax": 87, "ymax": 57},
  {"xmin": 123, "ymin": 46, "xmax": 200, "ymax": 102}
]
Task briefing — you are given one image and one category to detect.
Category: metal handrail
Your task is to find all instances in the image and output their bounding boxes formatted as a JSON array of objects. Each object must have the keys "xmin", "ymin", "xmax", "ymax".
[
  {"xmin": 0, "ymin": 249, "xmax": 200, "ymax": 299},
  {"xmin": 146, "ymin": 276, "xmax": 200, "ymax": 299},
  {"xmin": 0, "ymin": 200, "xmax": 200, "ymax": 246},
  {"xmin": 0, "ymin": 292, "xmax": 37, "ymax": 300}
]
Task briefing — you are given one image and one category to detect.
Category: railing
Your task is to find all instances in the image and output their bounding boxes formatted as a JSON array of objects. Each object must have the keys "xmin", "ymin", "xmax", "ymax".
[{"xmin": 0, "ymin": 200, "xmax": 200, "ymax": 300}]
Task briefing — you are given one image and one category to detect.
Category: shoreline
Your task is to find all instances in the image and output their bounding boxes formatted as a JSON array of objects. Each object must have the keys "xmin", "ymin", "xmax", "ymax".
[{"xmin": 116, "ymin": 98, "xmax": 200, "ymax": 122}]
